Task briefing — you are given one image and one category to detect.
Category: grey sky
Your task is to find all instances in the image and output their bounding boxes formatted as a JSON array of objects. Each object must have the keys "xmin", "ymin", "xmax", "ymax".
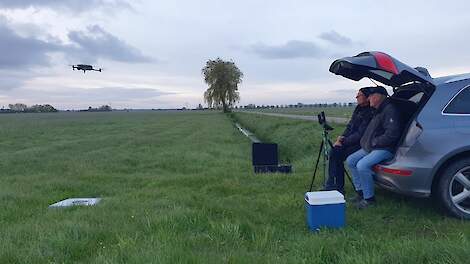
[
  {"xmin": 319, "ymin": 31, "xmax": 353, "ymax": 46},
  {"xmin": 0, "ymin": 0, "xmax": 470, "ymax": 109},
  {"xmin": 250, "ymin": 40, "xmax": 328, "ymax": 59},
  {"xmin": 0, "ymin": 0, "xmax": 132, "ymax": 13},
  {"xmin": 67, "ymin": 25, "xmax": 154, "ymax": 63},
  {"xmin": 0, "ymin": 17, "xmax": 59, "ymax": 68}
]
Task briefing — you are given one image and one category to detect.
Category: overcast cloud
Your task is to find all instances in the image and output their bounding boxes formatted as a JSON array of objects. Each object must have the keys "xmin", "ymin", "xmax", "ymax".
[
  {"xmin": 1, "ymin": 1, "xmax": 470, "ymax": 109},
  {"xmin": 67, "ymin": 25, "xmax": 154, "ymax": 63},
  {"xmin": 319, "ymin": 31, "xmax": 353, "ymax": 46},
  {"xmin": 250, "ymin": 40, "xmax": 327, "ymax": 60},
  {"xmin": 0, "ymin": 86, "xmax": 172, "ymax": 109},
  {"xmin": 0, "ymin": 18, "xmax": 60, "ymax": 68},
  {"xmin": 0, "ymin": 17, "xmax": 153, "ymax": 66},
  {"xmin": 0, "ymin": 71, "xmax": 29, "ymax": 90},
  {"xmin": 0, "ymin": 0, "xmax": 132, "ymax": 13}
]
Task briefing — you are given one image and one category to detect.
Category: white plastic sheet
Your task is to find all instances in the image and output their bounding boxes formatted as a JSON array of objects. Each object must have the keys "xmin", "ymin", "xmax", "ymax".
[{"xmin": 49, "ymin": 198, "xmax": 101, "ymax": 208}]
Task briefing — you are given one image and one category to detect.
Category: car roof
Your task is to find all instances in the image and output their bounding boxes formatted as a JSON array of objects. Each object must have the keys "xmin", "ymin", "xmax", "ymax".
[{"xmin": 433, "ymin": 73, "xmax": 470, "ymax": 86}]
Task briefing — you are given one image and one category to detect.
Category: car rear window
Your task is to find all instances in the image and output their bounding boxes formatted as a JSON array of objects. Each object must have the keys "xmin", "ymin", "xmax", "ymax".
[{"xmin": 443, "ymin": 86, "xmax": 470, "ymax": 114}]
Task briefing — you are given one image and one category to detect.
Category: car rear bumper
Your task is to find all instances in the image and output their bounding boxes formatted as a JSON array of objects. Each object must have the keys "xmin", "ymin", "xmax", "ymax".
[{"xmin": 373, "ymin": 164, "xmax": 433, "ymax": 198}]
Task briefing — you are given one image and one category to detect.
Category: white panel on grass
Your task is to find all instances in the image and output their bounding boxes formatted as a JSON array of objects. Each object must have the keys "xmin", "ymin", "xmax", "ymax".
[{"xmin": 49, "ymin": 198, "xmax": 101, "ymax": 208}]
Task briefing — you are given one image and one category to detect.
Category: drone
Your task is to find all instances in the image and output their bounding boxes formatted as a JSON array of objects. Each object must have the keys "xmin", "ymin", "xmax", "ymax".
[{"xmin": 70, "ymin": 64, "xmax": 102, "ymax": 74}]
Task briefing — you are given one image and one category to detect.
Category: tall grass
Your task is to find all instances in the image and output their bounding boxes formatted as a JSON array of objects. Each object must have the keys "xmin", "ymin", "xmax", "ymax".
[
  {"xmin": 229, "ymin": 111, "xmax": 346, "ymax": 170},
  {"xmin": 240, "ymin": 106, "xmax": 355, "ymax": 118},
  {"xmin": 232, "ymin": 112, "xmax": 470, "ymax": 264},
  {"xmin": 0, "ymin": 111, "xmax": 468, "ymax": 263}
]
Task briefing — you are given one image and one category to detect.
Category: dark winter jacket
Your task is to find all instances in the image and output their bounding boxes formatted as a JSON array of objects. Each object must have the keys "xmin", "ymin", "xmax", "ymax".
[
  {"xmin": 360, "ymin": 98, "xmax": 403, "ymax": 153},
  {"xmin": 341, "ymin": 105, "xmax": 374, "ymax": 147}
]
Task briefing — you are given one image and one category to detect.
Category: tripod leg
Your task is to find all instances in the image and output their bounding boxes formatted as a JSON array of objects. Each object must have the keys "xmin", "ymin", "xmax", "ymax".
[
  {"xmin": 309, "ymin": 141, "xmax": 324, "ymax": 192},
  {"xmin": 344, "ymin": 168, "xmax": 356, "ymax": 191},
  {"xmin": 327, "ymin": 139, "xmax": 356, "ymax": 191},
  {"xmin": 327, "ymin": 139, "xmax": 334, "ymax": 148},
  {"xmin": 323, "ymin": 143, "xmax": 327, "ymax": 186},
  {"xmin": 323, "ymin": 136, "xmax": 331, "ymax": 186}
]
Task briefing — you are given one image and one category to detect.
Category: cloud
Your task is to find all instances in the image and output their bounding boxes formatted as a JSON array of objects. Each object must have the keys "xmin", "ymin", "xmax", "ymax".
[
  {"xmin": 318, "ymin": 31, "xmax": 353, "ymax": 46},
  {"xmin": 0, "ymin": 18, "xmax": 153, "ymax": 70},
  {"xmin": 0, "ymin": 19, "xmax": 60, "ymax": 69},
  {"xmin": 0, "ymin": 71, "xmax": 28, "ymax": 90},
  {"xmin": 250, "ymin": 40, "xmax": 326, "ymax": 59},
  {"xmin": 60, "ymin": 87, "xmax": 172, "ymax": 101},
  {"xmin": 0, "ymin": 86, "xmax": 173, "ymax": 109},
  {"xmin": 248, "ymin": 31, "xmax": 356, "ymax": 60},
  {"xmin": 67, "ymin": 25, "xmax": 154, "ymax": 63},
  {"xmin": 330, "ymin": 88, "xmax": 357, "ymax": 94},
  {"xmin": 0, "ymin": 0, "xmax": 132, "ymax": 13},
  {"xmin": 0, "ymin": 18, "xmax": 154, "ymax": 93}
]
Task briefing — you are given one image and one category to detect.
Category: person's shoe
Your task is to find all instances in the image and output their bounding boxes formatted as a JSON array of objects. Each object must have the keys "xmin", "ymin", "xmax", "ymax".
[
  {"xmin": 349, "ymin": 195, "xmax": 362, "ymax": 203},
  {"xmin": 355, "ymin": 198, "xmax": 376, "ymax": 209},
  {"xmin": 348, "ymin": 190, "xmax": 363, "ymax": 203}
]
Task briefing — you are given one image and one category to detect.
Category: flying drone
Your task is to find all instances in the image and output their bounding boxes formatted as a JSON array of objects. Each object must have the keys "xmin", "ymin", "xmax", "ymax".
[{"xmin": 70, "ymin": 64, "xmax": 102, "ymax": 74}]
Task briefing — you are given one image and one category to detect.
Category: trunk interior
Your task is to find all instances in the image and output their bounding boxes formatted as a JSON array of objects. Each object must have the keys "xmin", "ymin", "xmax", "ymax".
[{"xmin": 387, "ymin": 82, "xmax": 436, "ymax": 158}]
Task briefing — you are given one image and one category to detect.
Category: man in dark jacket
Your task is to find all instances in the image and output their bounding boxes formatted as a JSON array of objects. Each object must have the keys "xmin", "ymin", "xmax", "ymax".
[
  {"xmin": 346, "ymin": 86, "xmax": 402, "ymax": 209},
  {"xmin": 322, "ymin": 87, "xmax": 374, "ymax": 194}
]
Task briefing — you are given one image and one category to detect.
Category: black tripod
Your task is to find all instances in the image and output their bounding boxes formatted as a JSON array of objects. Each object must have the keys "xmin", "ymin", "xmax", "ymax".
[{"xmin": 308, "ymin": 112, "xmax": 355, "ymax": 192}]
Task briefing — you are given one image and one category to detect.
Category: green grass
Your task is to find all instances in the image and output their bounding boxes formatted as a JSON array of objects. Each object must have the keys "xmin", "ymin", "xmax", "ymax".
[
  {"xmin": 239, "ymin": 106, "xmax": 355, "ymax": 119},
  {"xmin": 0, "ymin": 111, "xmax": 469, "ymax": 263}
]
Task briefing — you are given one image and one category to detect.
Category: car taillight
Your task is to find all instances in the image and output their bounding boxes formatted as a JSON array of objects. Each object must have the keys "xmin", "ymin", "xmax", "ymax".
[
  {"xmin": 374, "ymin": 165, "xmax": 413, "ymax": 176},
  {"xmin": 373, "ymin": 52, "xmax": 399, "ymax": 74}
]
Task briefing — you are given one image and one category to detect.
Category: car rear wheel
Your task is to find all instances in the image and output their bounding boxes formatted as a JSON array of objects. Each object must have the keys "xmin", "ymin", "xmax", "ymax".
[{"xmin": 437, "ymin": 158, "xmax": 470, "ymax": 219}]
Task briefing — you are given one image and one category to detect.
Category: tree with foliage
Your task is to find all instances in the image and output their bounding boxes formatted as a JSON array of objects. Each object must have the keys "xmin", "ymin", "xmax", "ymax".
[
  {"xmin": 8, "ymin": 103, "xmax": 28, "ymax": 112},
  {"xmin": 8, "ymin": 103, "xmax": 57, "ymax": 113},
  {"xmin": 27, "ymin": 104, "xmax": 58, "ymax": 113},
  {"xmin": 85, "ymin": 105, "xmax": 112, "ymax": 112},
  {"xmin": 201, "ymin": 58, "xmax": 243, "ymax": 113},
  {"xmin": 98, "ymin": 105, "xmax": 112, "ymax": 111}
]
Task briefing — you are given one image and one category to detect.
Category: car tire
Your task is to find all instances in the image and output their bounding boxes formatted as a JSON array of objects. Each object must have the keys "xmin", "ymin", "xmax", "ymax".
[{"xmin": 437, "ymin": 158, "xmax": 470, "ymax": 219}]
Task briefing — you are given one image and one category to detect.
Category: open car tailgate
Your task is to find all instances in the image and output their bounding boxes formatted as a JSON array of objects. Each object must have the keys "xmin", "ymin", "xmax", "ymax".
[{"xmin": 329, "ymin": 51, "xmax": 434, "ymax": 87}]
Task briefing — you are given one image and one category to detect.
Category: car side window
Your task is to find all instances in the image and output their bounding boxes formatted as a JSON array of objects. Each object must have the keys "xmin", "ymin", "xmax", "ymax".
[{"xmin": 443, "ymin": 87, "xmax": 470, "ymax": 114}]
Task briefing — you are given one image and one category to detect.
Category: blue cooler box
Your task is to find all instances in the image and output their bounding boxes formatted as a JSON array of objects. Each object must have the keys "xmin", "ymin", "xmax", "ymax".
[{"xmin": 305, "ymin": 191, "xmax": 345, "ymax": 231}]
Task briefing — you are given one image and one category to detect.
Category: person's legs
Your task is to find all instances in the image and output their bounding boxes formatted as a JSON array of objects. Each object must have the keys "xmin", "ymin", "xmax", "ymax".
[
  {"xmin": 337, "ymin": 145, "xmax": 360, "ymax": 192},
  {"xmin": 324, "ymin": 146, "xmax": 345, "ymax": 191},
  {"xmin": 346, "ymin": 149, "xmax": 368, "ymax": 192},
  {"xmin": 356, "ymin": 150, "xmax": 394, "ymax": 199}
]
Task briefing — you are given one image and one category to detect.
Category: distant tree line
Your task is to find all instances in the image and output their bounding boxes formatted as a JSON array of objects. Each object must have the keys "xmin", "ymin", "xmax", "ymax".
[
  {"xmin": 235, "ymin": 102, "xmax": 357, "ymax": 109},
  {"xmin": 3, "ymin": 103, "xmax": 58, "ymax": 113},
  {"xmin": 81, "ymin": 105, "xmax": 112, "ymax": 112}
]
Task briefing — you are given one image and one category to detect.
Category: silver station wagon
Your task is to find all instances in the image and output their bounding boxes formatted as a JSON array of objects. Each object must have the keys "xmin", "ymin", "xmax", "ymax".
[{"xmin": 330, "ymin": 51, "xmax": 470, "ymax": 219}]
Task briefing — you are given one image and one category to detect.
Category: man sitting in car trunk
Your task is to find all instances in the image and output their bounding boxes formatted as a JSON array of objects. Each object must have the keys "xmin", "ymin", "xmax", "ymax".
[
  {"xmin": 346, "ymin": 86, "xmax": 403, "ymax": 209},
  {"xmin": 322, "ymin": 87, "xmax": 374, "ymax": 194}
]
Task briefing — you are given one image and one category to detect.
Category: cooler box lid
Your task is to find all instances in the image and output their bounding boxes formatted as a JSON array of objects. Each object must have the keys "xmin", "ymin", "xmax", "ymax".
[{"xmin": 305, "ymin": 191, "xmax": 345, "ymax": 205}]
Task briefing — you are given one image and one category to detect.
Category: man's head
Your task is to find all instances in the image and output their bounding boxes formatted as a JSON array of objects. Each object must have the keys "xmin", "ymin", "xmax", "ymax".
[
  {"xmin": 356, "ymin": 87, "xmax": 372, "ymax": 106},
  {"xmin": 368, "ymin": 86, "xmax": 389, "ymax": 108}
]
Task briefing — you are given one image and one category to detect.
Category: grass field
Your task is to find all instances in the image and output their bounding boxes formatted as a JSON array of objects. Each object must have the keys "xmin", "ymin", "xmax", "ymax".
[
  {"xmin": 1, "ymin": 111, "xmax": 469, "ymax": 263},
  {"xmin": 240, "ymin": 106, "xmax": 356, "ymax": 119}
]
